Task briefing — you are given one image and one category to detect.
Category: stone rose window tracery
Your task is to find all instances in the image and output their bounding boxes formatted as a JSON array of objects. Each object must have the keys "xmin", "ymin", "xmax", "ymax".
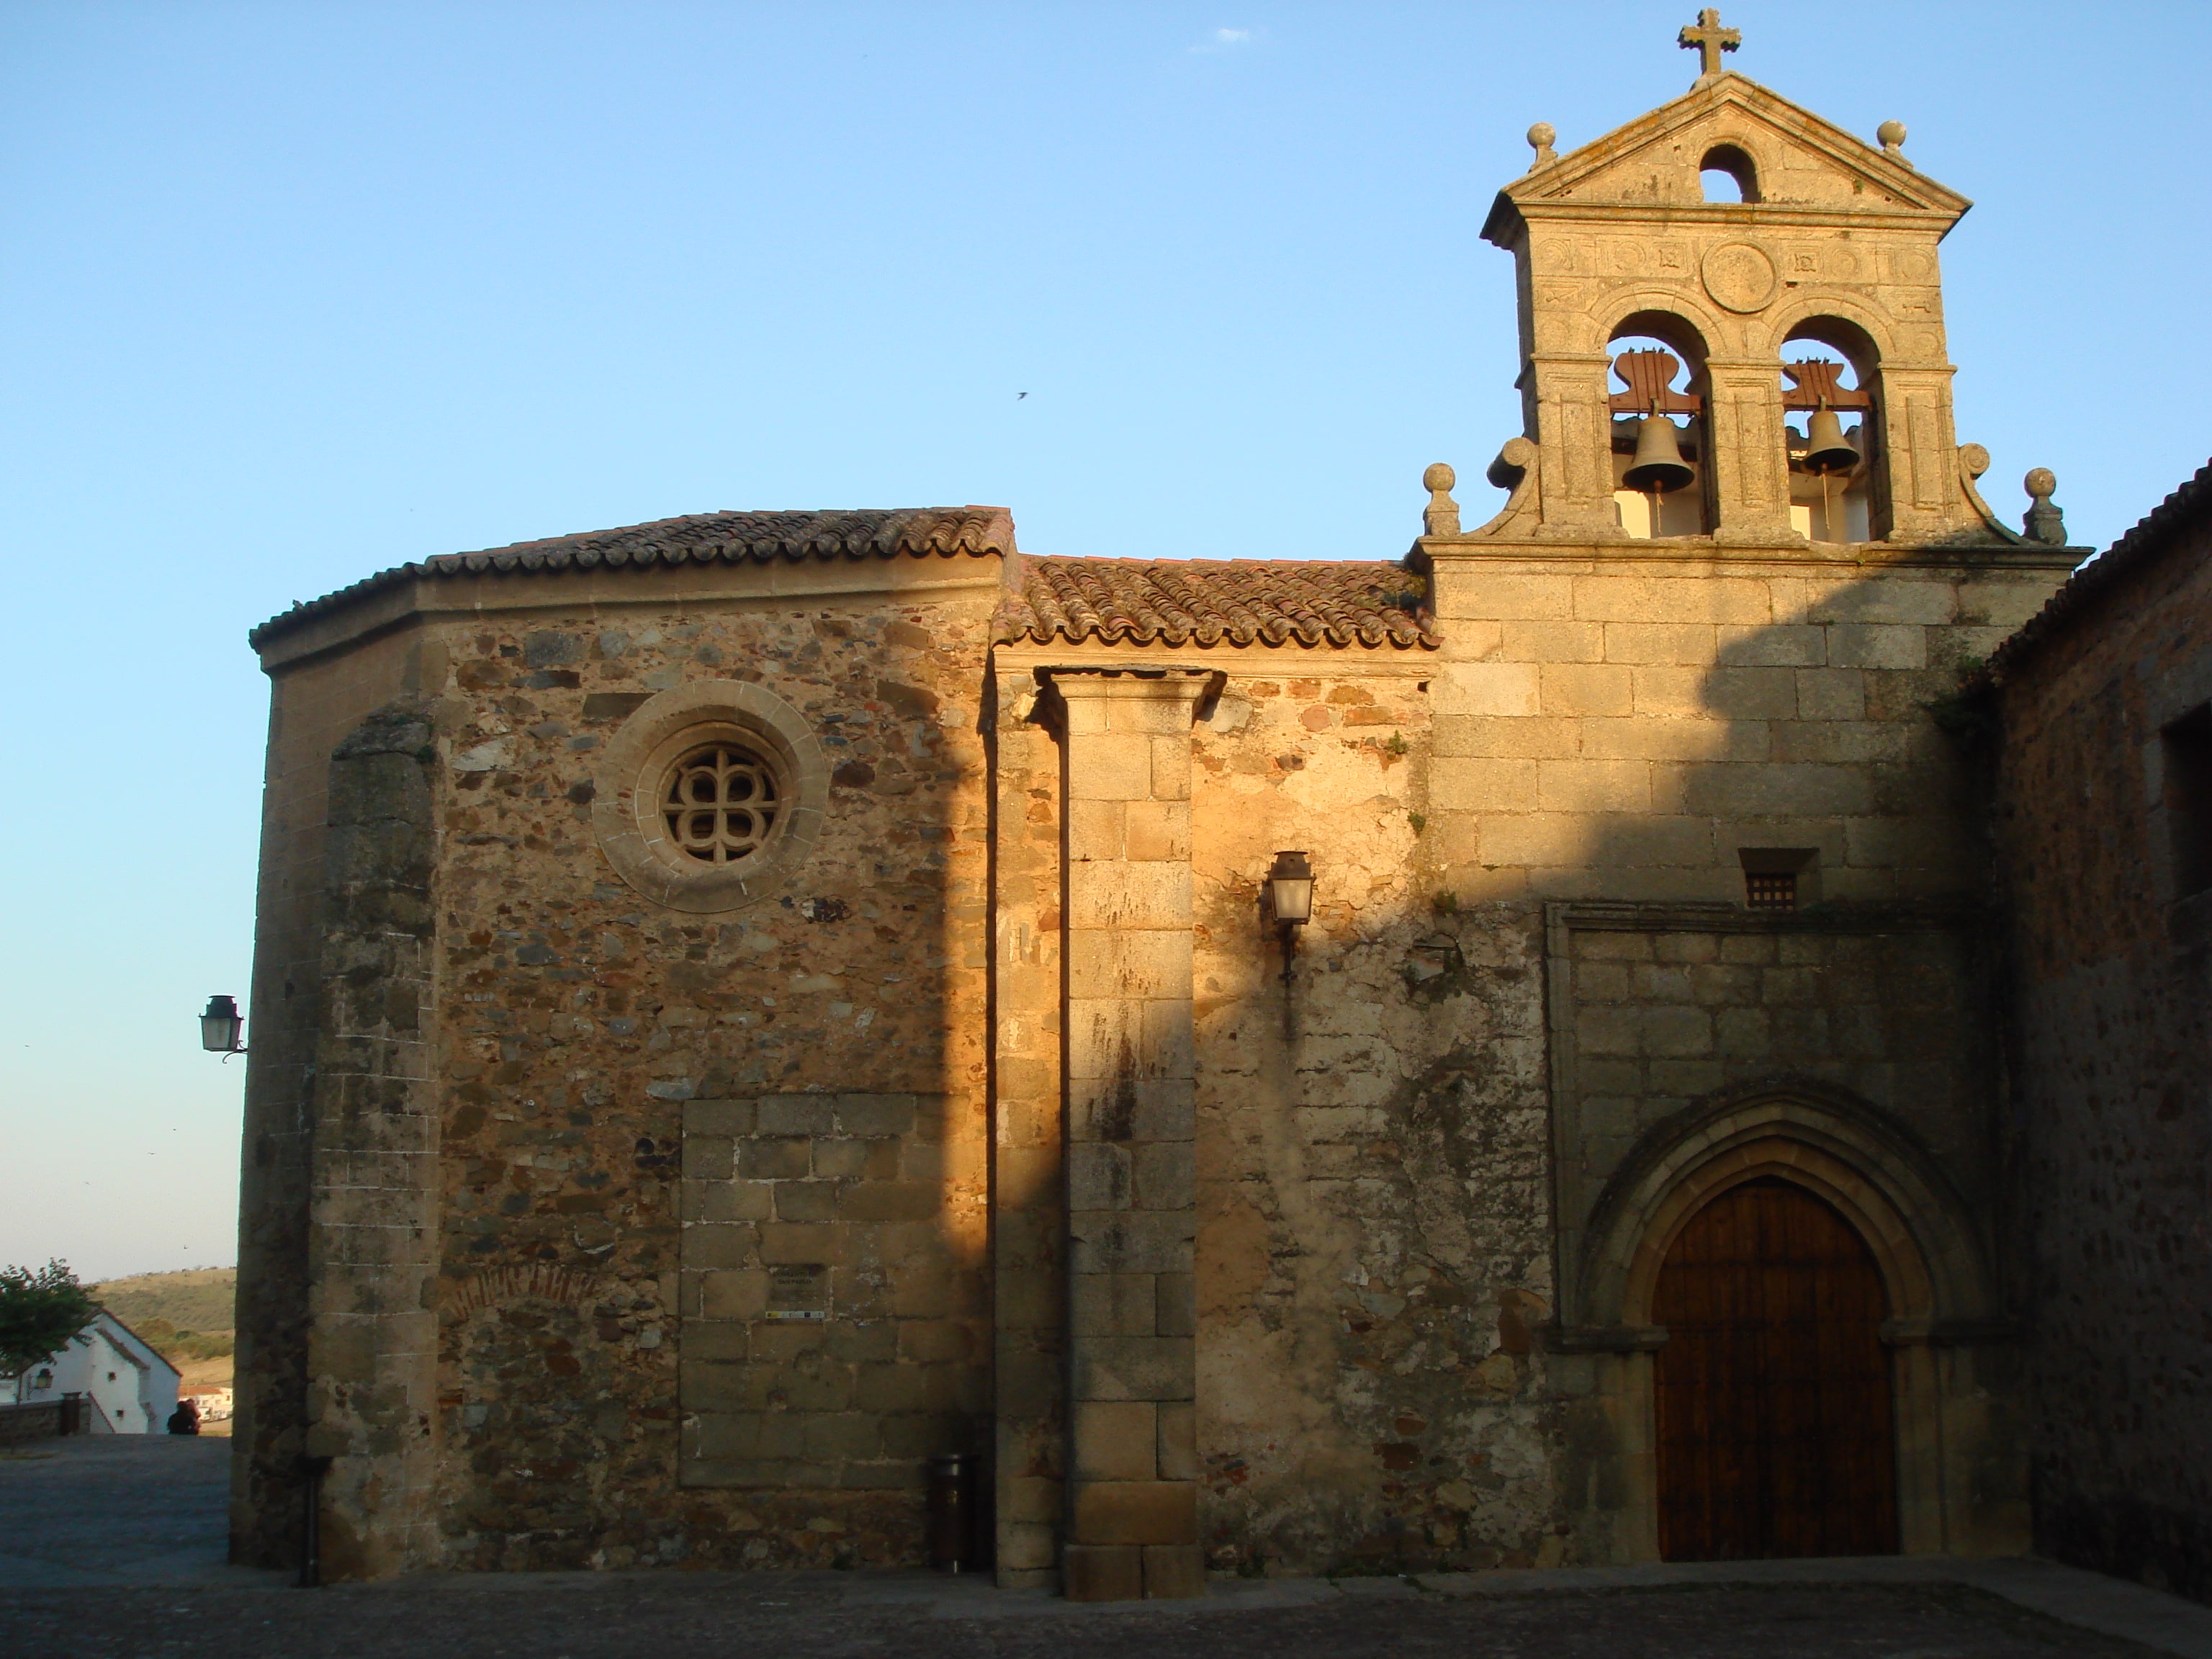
[
  {"xmin": 594, "ymin": 680, "xmax": 830, "ymax": 913},
  {"xmin": 662, "ymin": 742, "xmax": 781, "ymax": 864}
]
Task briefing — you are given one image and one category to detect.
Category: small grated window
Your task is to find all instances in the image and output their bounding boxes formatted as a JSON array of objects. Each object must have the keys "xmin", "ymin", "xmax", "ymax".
[{"xmin": 1745, "ymin": 871, "xmax": 1798, "ymax": 912}]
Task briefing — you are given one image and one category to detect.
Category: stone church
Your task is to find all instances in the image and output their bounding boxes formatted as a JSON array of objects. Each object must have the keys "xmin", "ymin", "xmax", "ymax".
[{"xmin": 230, "ymin": 20, "xmax": 2181, "ymax": 1596}]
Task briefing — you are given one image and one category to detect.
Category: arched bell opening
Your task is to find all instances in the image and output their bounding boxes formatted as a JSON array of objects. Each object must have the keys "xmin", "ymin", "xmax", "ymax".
[
  {"xmin": 1609, "ymin": 317, "xmax": 1712, "ymax": 539},
  {"xmin": 1781, "ymin": 320, "xmax": 1882, "ymax": 544},
  {"xmin": 1699, "ymin": 143, "xmax": 1761, "ymax": 204}
]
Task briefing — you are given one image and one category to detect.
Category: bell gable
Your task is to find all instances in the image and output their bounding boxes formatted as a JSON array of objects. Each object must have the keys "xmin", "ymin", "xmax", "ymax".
[{"xmin": 1461, "ymin": 40, "xmax": 2040, "ymax": 550}]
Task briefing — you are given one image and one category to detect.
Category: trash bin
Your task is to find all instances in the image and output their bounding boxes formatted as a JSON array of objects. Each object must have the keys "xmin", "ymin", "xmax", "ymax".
[{"xmin": 926, "ymin": 1452, "xmax": 976, "ymax": 1573}]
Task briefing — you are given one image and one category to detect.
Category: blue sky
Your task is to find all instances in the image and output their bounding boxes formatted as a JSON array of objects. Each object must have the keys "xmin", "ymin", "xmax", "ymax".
[{"xmin": 3, "ymin": 1, "xmax": 2206, "ymax": 1282}]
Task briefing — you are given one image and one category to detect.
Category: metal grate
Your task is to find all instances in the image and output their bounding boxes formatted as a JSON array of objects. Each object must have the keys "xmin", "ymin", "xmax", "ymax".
[{"xmin": 1745, "ymin": 871, "xmax": 1797, "ymax": 912}]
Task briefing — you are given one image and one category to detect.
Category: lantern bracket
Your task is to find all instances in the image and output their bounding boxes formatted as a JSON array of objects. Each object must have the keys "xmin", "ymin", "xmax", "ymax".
[
  {"xmin": 200, "ymin": 994, "xmax": 248, "ymax": 1060},
  {"xmin": 1264, "ymin": 853, "xmax": 1316, "ymax": 1032}
]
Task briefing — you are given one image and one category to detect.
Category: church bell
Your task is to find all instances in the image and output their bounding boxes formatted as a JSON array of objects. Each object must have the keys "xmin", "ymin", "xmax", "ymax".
[
  {"xmin": 1623, "ymin": 413, "xmax": 1695, "ymax": 495},
  {"xmin": 1800, "ymin": 402, "xmax": 1860, "ymax": 475}
]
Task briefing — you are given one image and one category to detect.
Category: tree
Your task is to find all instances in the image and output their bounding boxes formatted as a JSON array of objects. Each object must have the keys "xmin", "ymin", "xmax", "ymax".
[{"xmin": 0, "ymin": 1260, "xmax": 99, "ymax": 1376}]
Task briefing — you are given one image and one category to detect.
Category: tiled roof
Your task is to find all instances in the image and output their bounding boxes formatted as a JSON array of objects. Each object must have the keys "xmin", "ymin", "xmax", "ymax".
[
  {"xmin": 1987, "ymin": 459, "xmax": 2212, "ymax": 678},
  {"xmin": 994, "ymin": 556, "xmax": 1435, "ymax": 649},
  {"xmin": 249, "ymin": 507, "xmax": 1015, "ymax": 649}
]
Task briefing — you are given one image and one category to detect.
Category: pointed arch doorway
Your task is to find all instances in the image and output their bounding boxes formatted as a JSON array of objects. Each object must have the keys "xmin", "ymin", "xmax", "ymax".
[{"xmin": 1653, "ymin": 1177, "xmax": 1899, "ymax": 1560}]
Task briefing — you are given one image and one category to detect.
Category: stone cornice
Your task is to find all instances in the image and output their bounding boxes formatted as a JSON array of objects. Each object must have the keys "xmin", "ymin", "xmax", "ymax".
[{"xmin": 1411, "ymin": 534, "xmax": 2084, "ymax": 576}]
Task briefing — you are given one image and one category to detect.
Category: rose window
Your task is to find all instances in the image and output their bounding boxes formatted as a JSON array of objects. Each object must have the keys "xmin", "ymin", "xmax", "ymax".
[{"xmin": 661, "ymin": 743, "xmax": 781, "ymax": 864}]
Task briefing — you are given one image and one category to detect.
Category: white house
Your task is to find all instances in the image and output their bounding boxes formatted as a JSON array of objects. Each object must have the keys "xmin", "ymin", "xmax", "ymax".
[
  {"xmin": 181, "ymin": 1384, "xmax": 233, "ymax": 1423},
  {"xmin": 12, "ymin": 1310, "xmax": 180, "ymax": 1433}
]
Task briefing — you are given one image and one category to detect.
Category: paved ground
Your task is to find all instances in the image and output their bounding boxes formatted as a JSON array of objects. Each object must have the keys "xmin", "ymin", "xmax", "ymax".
[
  {"xmin": 7, "ymin": 1434, "xmax": 2212, "ymax": 1659},
  {"xmin": 0, "ymin": 1433, "xmax": 231, "ymax": 1588}
]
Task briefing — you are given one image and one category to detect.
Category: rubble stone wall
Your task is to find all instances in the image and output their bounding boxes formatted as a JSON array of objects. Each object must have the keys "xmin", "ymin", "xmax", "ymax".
[
  {"xmin": 1178, "ymin": 658, "xmax": 1565, "ymax": 1575},
  {"xmin": 1995, "ymin": 522, "xmax": 2212, "ymax": 1601},
  {"xmin": 418, "ymin": 593, "xmax": 991, "ymax": 1575},
  {"xmin": 412, "ymin": 579, "xmax": 998, "ymax": 1571}
]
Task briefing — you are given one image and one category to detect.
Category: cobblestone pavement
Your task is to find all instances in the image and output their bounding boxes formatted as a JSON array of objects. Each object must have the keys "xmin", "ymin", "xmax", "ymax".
[{"xmin": 4, "ymin": 1437, "xmax": 2206, "ymax": 1659}]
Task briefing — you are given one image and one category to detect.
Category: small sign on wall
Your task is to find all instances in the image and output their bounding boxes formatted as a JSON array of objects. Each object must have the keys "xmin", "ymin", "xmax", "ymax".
[{"xmin": 767, "ymin": 1263, "xmax": 829, "ymax": 1321}]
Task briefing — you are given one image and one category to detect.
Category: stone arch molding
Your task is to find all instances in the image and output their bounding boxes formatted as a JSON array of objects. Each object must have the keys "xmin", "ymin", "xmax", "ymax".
[
  {"xmin": 447, "ymin": 1263, "xmax": 602, "ymax": 1320},
  {"xmin": 1575, "ymin": 291, "xmax": 1729, "ymax": 359},
  {"xmin": 1762, "ymin": 295, "xmax": 1901, "ymax": 367},
  {"xmin": 1574, "ymin": 1081, "xmax": 1997, "ymax": 1336},
  {"xmin": 592, "ymin": 679, "xmax": 830, "ymax": 914}
]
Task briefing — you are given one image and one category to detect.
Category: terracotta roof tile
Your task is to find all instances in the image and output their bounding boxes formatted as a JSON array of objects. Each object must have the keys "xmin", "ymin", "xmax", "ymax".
[
  {"xmin": 250, "ymin": 506, "xmax": 1014, "ymax": 649},
  {"xmin": 994, "ymin": 556, "xmax": 1434, "ymax": 650}
]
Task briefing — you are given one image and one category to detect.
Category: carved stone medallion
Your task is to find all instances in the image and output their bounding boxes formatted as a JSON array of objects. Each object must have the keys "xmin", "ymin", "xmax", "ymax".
[
  {"xmin": 1701, "ymin": 240, "xmax": 1779, "ymax": 313},
  {"xmin": 1888, "ymin": 248, "xmax": 1936, "ymax": 284}
]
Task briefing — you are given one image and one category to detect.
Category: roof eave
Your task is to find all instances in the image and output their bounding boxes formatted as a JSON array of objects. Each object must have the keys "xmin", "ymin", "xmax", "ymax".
[
  {"xmin": 248, "ymin": 507, "xmax": 1016, "ymax": 657},
  {"xmin": 1988, "ymin": 460, "xmax": 2212, "ymax": 679}
]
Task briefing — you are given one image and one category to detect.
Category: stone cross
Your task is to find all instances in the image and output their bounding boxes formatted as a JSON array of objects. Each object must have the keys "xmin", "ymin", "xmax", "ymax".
[{"xmin": 1678, "ymin": 9, "xmax": 1740, "ymax": 80}]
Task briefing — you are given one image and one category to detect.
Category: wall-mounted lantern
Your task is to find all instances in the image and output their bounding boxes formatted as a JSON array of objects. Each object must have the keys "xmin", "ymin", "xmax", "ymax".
[
  {"xmin": 199, "ymin": 994, "xmax": 247, "ymax": 1059},
  {"xmin": 1266, "ymin": 851, "xmax": 1314, "ymax": 992}
]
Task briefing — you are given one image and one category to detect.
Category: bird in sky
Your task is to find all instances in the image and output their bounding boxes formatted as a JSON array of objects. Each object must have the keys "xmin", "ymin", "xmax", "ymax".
[{"xmin": 1017, "ymin": 392, "xmax": 1028, "ymax": 400}]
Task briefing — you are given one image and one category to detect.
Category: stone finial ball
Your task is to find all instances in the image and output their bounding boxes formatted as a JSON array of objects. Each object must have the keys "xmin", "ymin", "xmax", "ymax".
[
  {"xmin": 1876, "ymin": 120, "xmax": 1907, "ymax": 150},
  {"xmin": 1424, "ymin": 462, "xmax": 1457, "ymax": 494},
  {"xmin": 2025, "ymin": 467, "xmax": 2057, "ymax": 500},
  {"xmin": 1527, "ymin": 122, "xmax": 1556, "ymax": 151}
]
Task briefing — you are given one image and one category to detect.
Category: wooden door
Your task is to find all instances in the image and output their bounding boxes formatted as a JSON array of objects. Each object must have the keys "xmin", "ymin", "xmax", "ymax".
[{"xmin": 1653, "ymin": 1177, "xmax": 1899, "ymax": 1560}]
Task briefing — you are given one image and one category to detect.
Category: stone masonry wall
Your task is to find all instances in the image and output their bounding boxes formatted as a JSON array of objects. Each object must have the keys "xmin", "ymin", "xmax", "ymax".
[
  {"xmin": 1545, "ymin": 902, "xmax": 2024, "ymax": 1559},
  {"xmin": 678, "ymin": 1091, "xmax": 975, "ymax": 1495},
  {"xmin": 235, "ymin": 627, "xmax": 423, "ymax": 1568},
  {"xmin": 421, "ymin": 590, "xmax": 994, "ymax": 1571},
  {"xmin": 1402, "ymin": 547, "xmax": 2067, "ymax": 1564},
  {"xmin": 1995, "ymin": 520, "xmax": 2212, "ymax": 1601},
  {"xmin": 250, "ymin": 534, "xmax": 2085, "ymax": 1581},
  {"xmin": 1017, "ymin": 631, "xmax": 2032, "ymax": 1577},
  {"xmin": 1554, "ymin": 911, "xmax": 1995, "ymax": 1251},
  {"xmin": 305, "ymin": 702, "xmax": 444, "ymax": 1579},
  {"xmin": 1419, "ymin": 555, "xmax": 2069, "ymax": 906},
  {"xmin": 1055, "ymin": 669, "xmax": 1213, "ymax": 1601},
  {"xmin": 1182, "ymin": 659, "xmax": 1569, "ymax": 1576},
  {"xmin": 988, "ymin": 669, "xmax": 1066, "ymax": 1586}
]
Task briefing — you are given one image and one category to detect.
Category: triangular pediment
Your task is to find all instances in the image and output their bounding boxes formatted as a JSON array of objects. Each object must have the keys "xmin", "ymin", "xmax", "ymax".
[{"xmin": 1490, "ymin": 73, "xmax": 1969, "ymax": 233}]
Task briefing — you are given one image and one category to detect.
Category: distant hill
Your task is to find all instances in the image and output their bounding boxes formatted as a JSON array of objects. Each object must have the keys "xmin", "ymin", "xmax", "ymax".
[{"xmin": 91, "ymin": 1267, "xmax": 235, "ymax": 1339}]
